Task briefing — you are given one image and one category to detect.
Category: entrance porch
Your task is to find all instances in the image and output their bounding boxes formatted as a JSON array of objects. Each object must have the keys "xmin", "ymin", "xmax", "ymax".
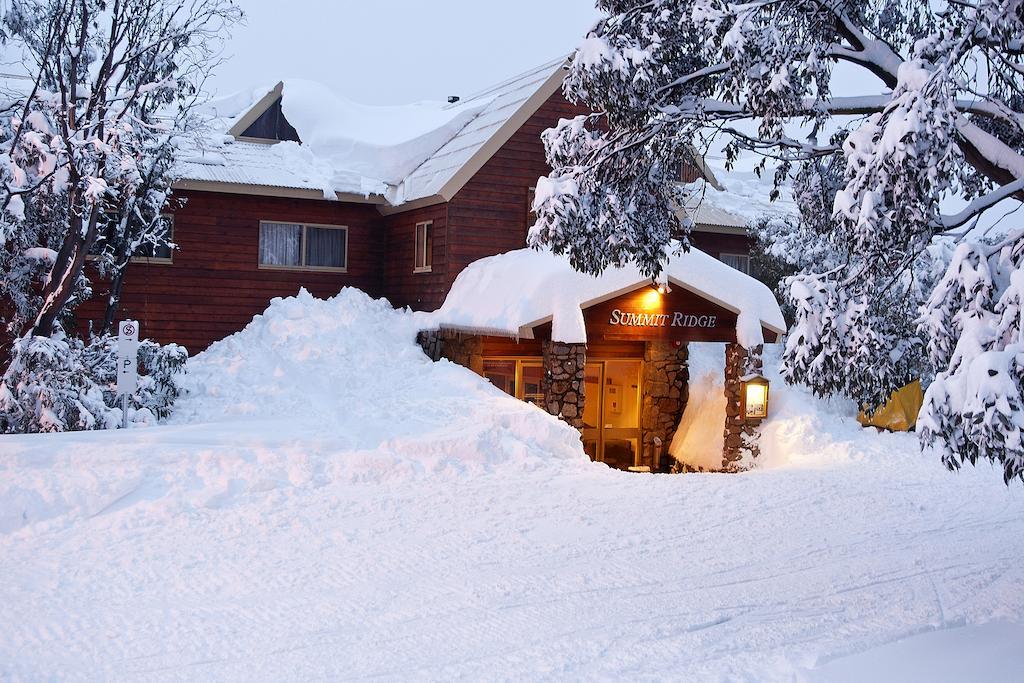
[{"xmin": 421, "ymin": 247, "xmax": 786, "ymax": 471}]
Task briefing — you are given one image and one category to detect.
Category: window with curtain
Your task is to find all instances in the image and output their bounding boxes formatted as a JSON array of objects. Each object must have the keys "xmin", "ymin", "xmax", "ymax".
[
  {"xmin": 414, "ymin": 221, "xmax": 432, "ymax": 272},
  {"xmin": 719, "ymin": 253, "xmax": 751, "ymax": 274},
  {"xmin": 259, "ymin": 221, "xmax": 347, "ymax": 270}
]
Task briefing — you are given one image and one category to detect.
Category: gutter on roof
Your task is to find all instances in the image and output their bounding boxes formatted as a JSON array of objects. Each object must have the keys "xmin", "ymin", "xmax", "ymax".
[
  {"xmin": 377, "ymin": 193, "xmax": 446, "ymax": 215},
  {"xmin": 173, "ymin": 179, "xmax": 387, "ymax": 204}
]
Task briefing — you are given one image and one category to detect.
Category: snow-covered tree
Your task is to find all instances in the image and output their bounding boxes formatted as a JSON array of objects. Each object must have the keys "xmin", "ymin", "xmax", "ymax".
[
  {"xmin": 530, "ymin": 1, "xmax": 1024, "ymax": 483},
  {"xmin": 0, "ymin": 0, "xmax": 241, "ymax": 432}
]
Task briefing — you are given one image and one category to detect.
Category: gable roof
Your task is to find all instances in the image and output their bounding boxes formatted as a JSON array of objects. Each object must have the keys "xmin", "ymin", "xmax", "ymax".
[
  {"xmin": 176, "ymin": 59, "xmax": 569, "ymax": 209},
  {"xmin": 175, "ymin": 58, "xmax": 749, "ymax": 228},
  {"xmin": 394, "ymin": 58, "xmax": 567, "ymax": 207}
]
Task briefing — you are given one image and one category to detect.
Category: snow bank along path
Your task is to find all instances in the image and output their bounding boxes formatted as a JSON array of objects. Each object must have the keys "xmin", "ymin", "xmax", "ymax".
[{"xmin": 1, "ymin": 289, "xmax": 1023, "ymax": 681}]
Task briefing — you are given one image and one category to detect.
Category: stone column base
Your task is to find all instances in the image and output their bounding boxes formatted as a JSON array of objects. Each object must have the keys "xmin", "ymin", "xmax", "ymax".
[
  {"xmin": 542, "ymin": 341, "xmax": 586, "ymax": 428},
  {"xmin": 723, "ymin": 343, "xmax": 763, "ymax": 471}
]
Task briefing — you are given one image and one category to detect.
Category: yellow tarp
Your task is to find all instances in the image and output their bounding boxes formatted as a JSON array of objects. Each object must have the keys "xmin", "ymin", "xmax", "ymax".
[{"xmin": 857, "ymin": 380, "xmax": 924, "ymax": 432}]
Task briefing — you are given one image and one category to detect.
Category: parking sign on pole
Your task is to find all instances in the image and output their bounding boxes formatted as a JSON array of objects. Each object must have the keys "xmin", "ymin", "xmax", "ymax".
[{"xmin": 117, "ymin": 320, "xmax": 139, "ymax": 427}]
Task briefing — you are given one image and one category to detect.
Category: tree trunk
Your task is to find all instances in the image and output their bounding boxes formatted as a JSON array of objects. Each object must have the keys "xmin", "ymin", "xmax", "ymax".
[{"xmin": 32, "ymin": 202, "xmax": 98, "ymax": 338}]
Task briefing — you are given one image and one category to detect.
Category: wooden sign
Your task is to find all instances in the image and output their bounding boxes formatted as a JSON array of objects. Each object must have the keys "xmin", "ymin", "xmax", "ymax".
[{"xmin": 583, "ymin": 285, "xmax": 741, "ymax": 343}]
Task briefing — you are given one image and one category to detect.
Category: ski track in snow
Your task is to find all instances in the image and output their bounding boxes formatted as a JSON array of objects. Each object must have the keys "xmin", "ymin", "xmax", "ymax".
[
  {"xmin": 1, "ymin": 289, "xmax": 1023, "ymax": 681},
  {"xmin": 2, "ymin": 424, "xmax": 1022, "ymax": 682}
]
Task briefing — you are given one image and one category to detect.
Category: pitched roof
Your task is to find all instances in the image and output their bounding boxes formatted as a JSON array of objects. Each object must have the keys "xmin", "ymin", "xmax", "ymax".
[
  {"xmin": 396, "ymin": 58, "xmax": 566, "ymax": 205},
  {"xmin": 175, "ymin": 59, "xmax": 568, "ymax": 208}
]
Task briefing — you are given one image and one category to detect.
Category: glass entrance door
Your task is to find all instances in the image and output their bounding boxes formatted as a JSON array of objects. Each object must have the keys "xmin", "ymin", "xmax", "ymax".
[{"xmin": 582, "ymin": 360, "xmax": 642, "ymax": 470}]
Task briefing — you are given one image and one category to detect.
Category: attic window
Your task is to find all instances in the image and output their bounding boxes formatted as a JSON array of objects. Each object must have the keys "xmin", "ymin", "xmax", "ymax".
[{"xmin": 241, "ymin": 97, "xmax": 300, "ymax": 142}]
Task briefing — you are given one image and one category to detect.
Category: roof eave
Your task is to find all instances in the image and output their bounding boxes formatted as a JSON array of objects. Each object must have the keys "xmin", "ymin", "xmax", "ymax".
[{"xmin": 173, "ymin": 178, "xmax": 387, "ymax": 204}]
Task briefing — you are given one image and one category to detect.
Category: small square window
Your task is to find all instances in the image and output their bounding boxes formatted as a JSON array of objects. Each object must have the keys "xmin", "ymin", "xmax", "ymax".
[
  {"xmin": 134, "ymin": 215, "xmax": 174, "ymax": 263},
  {"xmin": 414, "ymin": 221, "xmax": 432, "ymax": 273},
  {"xmin": 306, "ymin": 226, "xmax": 346, "ymax": 269}
]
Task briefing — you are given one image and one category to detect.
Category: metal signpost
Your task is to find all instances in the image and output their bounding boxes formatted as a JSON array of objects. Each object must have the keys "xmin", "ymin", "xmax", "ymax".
[{"xmin": 117, "ymin": 320, "xmax": 139, "ymax": 429}]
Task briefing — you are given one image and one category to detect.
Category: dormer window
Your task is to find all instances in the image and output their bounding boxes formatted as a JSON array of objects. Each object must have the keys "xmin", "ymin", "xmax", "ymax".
[{"xmin": 240, "ymin": 97, "xmax": 300, "ymax": 142}]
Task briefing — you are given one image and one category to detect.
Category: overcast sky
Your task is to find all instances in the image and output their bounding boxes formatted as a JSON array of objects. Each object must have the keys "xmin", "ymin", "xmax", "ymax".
[{"xmin": 209, "ymin": 0, "xmax": 600, "ymax": 104}]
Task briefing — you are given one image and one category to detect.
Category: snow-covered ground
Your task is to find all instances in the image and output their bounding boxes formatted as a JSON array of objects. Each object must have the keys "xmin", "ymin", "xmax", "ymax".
[{"xmin": 1, "ymin": 289, "xmax": 1022, "ymax": 681}]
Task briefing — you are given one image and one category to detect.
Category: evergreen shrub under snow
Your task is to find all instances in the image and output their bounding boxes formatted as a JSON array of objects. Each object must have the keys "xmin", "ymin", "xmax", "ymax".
[{"xmin": 0, "ymin": 331, "xmax": 187, "ymax": 434}]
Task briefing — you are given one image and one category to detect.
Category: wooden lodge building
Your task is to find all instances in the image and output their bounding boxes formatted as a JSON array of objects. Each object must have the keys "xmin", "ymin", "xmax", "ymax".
[{"xmin": 75, "ymin": 58, "xmax": 783, "ymax": 471}]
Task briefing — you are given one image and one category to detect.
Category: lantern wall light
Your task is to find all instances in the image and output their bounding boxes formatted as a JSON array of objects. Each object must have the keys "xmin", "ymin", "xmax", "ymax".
[{"xmin": 740, "ymin": 374, "xmax": 770, "ymax": 422}]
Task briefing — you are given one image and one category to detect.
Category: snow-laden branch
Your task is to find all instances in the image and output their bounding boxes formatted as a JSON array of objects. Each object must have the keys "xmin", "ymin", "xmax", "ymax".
[{"xmin": 939, "ymin": 177, "xmax": 1024, "ymax": 230}]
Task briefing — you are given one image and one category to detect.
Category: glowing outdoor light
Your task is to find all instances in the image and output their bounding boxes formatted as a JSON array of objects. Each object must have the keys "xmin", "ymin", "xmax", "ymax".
[
  {"xmin": 740, "ymin": 374, "xmax": 770, "ymax": 421},
  {"xmin": 651, "ymin": 277, "xmax": 672, "ymax": 295}
]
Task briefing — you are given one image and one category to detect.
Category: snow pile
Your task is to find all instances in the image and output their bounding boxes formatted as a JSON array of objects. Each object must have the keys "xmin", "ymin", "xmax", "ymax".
[
  {"xmin": 173, "ymin": 287, "xmax": 583, "ymax": 467},
  {"xmin": 669, "ymin": 343, "xmax": 727, "ymax": 469},
  {"xmin": 671, "ymin": 343, "xmax": 926, "ymax": 472},
  {"xmin": 0, "ymin": 289, "xmax": 586, "ymax": 534},
  {"xmin": 279, "ymin": 80, "xmax": 487, "ymax": 186},
  {"xmin": 430, "ymin": 246, "xmax": 785, "ymax": 347}
]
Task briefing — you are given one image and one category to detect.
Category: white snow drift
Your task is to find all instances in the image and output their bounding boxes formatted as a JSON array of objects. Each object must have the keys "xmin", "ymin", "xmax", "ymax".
[{"xmin": 1, "ymin": 288, "xmax": 1022, "ymax": 681}]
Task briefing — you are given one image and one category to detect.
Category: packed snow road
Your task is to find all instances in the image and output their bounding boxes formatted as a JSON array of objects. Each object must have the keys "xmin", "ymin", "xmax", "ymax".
[{"xmin": 1, "ymin": 289, "xmax": 1022, "ymax": 681}]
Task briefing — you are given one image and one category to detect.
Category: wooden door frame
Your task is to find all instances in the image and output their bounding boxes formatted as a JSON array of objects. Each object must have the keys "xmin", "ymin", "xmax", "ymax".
[{"xmin": 583, "ymin": 358, "xmax": 644, "ymax": 467}]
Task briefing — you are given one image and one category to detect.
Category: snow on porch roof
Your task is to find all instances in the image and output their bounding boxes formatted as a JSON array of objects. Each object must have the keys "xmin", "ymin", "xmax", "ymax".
[{"xmin": 428, "ymin": 247, "xmax": 786, "ymax": 348}]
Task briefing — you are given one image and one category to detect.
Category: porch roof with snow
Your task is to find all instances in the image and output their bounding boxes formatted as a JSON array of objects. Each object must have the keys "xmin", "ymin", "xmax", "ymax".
[{"xmin": 428, "ymin": 247, "xmax": 786, "ymax": 348}]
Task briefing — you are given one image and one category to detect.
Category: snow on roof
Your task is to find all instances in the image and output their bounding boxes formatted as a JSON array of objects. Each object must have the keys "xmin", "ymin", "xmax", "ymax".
[
  {"xmin": 429, "ymin": 247, "xmax": 785, "ymax": 348},
  {"xmin": 175, "ymin": 59, "xmax": 567, "ymax": 205},
  {"xmin": 682, "ymin": 153, "xmax": 797, "ymax": 229},
  {"xmin": 279, "ymin": 80, "xmax": 488, "ymax": 187},
  {"xmin": 398, "ymin": 58, "xmax": 565, "ymax": 203},
  {"xmin": 176, "ymin": 139, "xmax": 391, "ymax": 199}
]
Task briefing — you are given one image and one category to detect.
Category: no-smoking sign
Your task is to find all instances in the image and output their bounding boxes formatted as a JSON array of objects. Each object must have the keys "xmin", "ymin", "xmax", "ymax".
[
  {"xmin": 116, "ymin": 320, "xmax": 139, "ymax": 396},
  {"xmin": 118, "ymin": 320, "xmax": 139, "ymax": 341}
]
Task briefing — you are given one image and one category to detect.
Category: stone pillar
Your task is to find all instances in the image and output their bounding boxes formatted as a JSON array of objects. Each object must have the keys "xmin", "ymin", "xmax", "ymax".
[
  {"xmin": 542, "ymin": 341, "xmax": 586, "ymax": 428},
  {"xmin": 722, "ymin": 343, "xmax": 764, "ymax": 471},
  {"xmin": 439, "ymin": 331, "xmax": 484, "ymax": 375},
  {"xmin": 416, "ymin": 330, "xmax": 443, "ymax": 361},
  {"xmin": 641, "ymin": 341, "xmax": 689, "ymax": 471}
]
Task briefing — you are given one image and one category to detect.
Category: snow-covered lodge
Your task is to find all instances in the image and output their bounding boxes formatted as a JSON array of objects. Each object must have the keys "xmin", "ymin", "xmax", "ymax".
[
  {"xmin": 78, "ymin": 58, "xmax": 754, "ymax": 352},
  {"xmin": 78, "ymin": 58, "xmax": 783, "ymax": 471}
]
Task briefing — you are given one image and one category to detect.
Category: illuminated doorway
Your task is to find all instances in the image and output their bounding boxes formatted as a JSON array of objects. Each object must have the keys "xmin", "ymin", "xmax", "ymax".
[{"xmin": 582, "ymin": 360, "xmax": 642, "ymax": 470}]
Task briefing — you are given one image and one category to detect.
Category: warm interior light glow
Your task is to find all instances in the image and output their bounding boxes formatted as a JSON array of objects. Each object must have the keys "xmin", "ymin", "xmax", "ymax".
[
  {"xmin": 641, "ymin": 289, "xmax": 662, "ymax": 309},
  {"xmin": 744, "ymin": 383, "xmax": 768, "ymax": 418}
]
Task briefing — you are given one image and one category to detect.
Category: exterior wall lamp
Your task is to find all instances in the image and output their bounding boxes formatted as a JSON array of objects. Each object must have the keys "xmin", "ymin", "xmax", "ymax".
[
  {"xmin": 740, "ymin": 374, "xmax": 770, "ymax": 422},
  {"xmin": 651, "ymin": 277, "xmax": 672, "ymax": 295}
]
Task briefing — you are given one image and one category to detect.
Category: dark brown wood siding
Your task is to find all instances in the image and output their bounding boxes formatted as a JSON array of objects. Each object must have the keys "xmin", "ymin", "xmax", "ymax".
[
  {"xmin": 382, "ymin": 203, "xmax": 449, "ymax": 311},
  {"xmin": 443, "ymin": 90, "xmax": 746, "ymax": 302},
  {"xmin": 688, "ymin": 231, "xmax": 750, "ymax": 259},
  {"xmin": 77, "ymin": 190, "xmax": 385, "ymax": 353}
]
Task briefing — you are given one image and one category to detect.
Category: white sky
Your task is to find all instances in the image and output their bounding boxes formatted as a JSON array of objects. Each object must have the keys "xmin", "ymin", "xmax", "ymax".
[{"xmin": 209, "ymin": 0, "xmax": 600, "ymax": 104}]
